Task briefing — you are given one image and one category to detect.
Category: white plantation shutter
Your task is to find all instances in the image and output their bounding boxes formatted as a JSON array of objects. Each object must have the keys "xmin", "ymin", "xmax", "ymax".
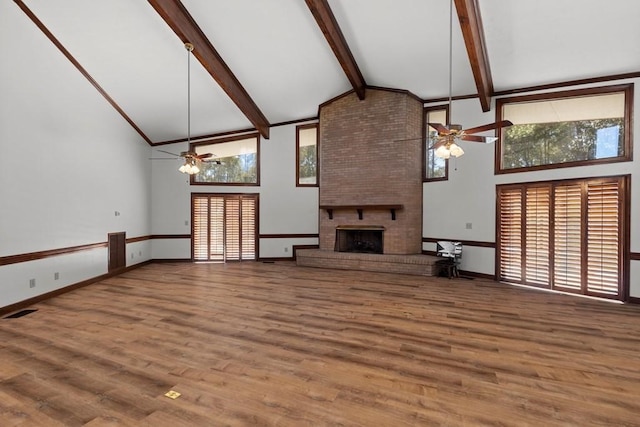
[{"xmin": 553, "ymin": 184, "xmax": 583, "ymax": 291}]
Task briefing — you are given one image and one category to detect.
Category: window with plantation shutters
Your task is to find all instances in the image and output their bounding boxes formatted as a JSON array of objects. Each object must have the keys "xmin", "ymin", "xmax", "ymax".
[
  {"xmin": 192, "ymin": 194, "xmax": 258, "ymax": 262},
  {"xmin": 497, "ymin": 176, "xmax": 627, "ymax": 300},
  {"xmin": 498, "ymin": 188, "xmax": 523, "ymax": 282}
]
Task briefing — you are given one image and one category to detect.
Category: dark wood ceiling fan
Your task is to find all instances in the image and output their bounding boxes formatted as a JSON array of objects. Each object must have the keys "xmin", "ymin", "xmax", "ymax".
[
  {"xmin": 156, "ymin": 149, "xmax": 221, "ymax": 165},
  {"xmin": 427, "ymin": 120, "xmax": 513, "ymax": 156},
  {"xmin": 424, "ymin": 0, "xmax": 513, "ymax": 159}
]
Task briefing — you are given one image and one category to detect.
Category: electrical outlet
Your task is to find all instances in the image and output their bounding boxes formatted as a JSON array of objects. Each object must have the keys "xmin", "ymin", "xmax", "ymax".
[
  {"xmin": 185, "ymin": 220, "xmax": 189, "ymax": 226},
  {"xmin": 284, "ymin": 247, "xmax": 288, "ymax": 253},
  {"xmin": 29, "ymin": 279, "xmax": 36, "ymax": 288},
  {"xmin": 139, "ymin": 251, "xmax": 142, "ymax": 256},
  {"xmin": 131, "ymin": 253, "xmax": 134, "ymax": 259},
  {"xmin": 54, "ymin": 272, "xmax": 59, "ymax": 280},
  {"xmin": 466, "ymin": 222, "xmax": 472, "ymax": 229}
]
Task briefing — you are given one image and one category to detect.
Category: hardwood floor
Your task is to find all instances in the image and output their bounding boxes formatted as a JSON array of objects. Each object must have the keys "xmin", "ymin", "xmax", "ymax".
[{"xmin": 1, "ymin": 261, "xmax": 639, "ymax": 426}]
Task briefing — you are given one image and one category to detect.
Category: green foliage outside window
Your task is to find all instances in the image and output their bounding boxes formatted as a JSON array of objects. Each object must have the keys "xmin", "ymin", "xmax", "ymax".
[
  {"xmin": 298, "ymin": 144, "xmax": 317, "ymax": 184},
  {"xmin": 426, "ymin": 130, "xmax": 446, "ymax": 179},
  {"xmin": 196, "ymin": 153, "xmax": 257, "ymax": 183},
  {"xmin": 502, "ymin": 119, "xmax": 624, "ymax": 170}
]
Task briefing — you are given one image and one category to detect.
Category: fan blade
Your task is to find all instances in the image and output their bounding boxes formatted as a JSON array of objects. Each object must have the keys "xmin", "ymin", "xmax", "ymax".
[
  {"xmin": 196, "ymin": 153, "xmax": 213, "ymax": 159},
  {"xmin": 427, "ymin": 122, "xmax": 450, "ymax": 134},
  {"xmin": 157, "ymin": 149, "xmax": 181, "ymax": 157},
  {"xmin": 459, "ymin": 134, "xmax": 490, "ymax": 143},
  {"xmin": 462, "ymin": 120, "xmax": 513, "ymax": 135},
  {"xmin": 203, "ymin": 160, "xmax": 222, "ymax": 165}
]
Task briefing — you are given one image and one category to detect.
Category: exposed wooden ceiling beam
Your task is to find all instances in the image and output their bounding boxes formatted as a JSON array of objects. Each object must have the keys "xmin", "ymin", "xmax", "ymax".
[
  {"xmin": 148, "ymin": 0, "xmax": 270, "ymax": 139},
  {"xmin": 305, "ymin": 0, "xmax": 366, "ymax": 100},
  {"xmin": 454, "ymin": 0, "xmax": 493, "ymax": 112}
]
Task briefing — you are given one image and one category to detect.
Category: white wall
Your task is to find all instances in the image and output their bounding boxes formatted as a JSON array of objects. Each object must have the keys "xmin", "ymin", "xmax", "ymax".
[
  {"xmin": 0, "ymin": 1, "xmax": 151, "ymax": 308},
  {"xmin": 423, "ymin": 78, "xmax": 640, "ymax": 297},
  {"xmin": 150, "ymin": 123, "xmax": 319, "ymax": 260}
]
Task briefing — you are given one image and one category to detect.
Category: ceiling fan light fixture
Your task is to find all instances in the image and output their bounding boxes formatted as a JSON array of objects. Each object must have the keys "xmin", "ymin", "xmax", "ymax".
[
  {"xmin": 449, "ymin": 143, "xmax": 464, "ymax": 157},
  {"xmin": 179, "ymin": 158, "xmax": 201, "ymax": 175},
  {"xmin": 434, "ymin": 141, "xmax": 464, "ymax": 159},
  {"xmin": 435, "ymin": 145, "xmax": 451, "ymax": 159}
]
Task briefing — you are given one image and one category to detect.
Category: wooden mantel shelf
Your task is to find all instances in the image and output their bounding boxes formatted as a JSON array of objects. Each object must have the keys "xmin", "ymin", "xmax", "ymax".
[{"xmin": 319, "ymin": 204, "xmax": 403, "ymax": 220}]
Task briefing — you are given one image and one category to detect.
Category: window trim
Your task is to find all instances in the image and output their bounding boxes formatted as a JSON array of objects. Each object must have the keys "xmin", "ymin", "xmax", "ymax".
[
  {"xmin": 296, "ymin": 123, "xmax": 319, "ymax": 187},
  {"xmin": 495, "ymin": 84, "xmax": 633, "ymax": 174},
  {"xmin": 424, "ymin": 104, "xmax": 450, "ymax": 182},
  {"xmin": 189, "ymin": 132, "xmax": 261, "ymax": 186}
]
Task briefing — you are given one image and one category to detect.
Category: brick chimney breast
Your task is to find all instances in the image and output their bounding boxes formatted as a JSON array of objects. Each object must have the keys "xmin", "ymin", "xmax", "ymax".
[{"xmin": 318, "ymin": 88, "xmax": 424, "ymax": 255}]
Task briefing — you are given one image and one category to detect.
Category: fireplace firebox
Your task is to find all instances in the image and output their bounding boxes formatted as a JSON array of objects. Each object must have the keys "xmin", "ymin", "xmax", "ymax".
[{"xmin": 335, "ymin": 226, "xmax": 384, "ymax": 254}]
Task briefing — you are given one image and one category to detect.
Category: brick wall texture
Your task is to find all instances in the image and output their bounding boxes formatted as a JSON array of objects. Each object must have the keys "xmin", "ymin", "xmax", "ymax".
[{"xmin": 319, "ymin": 89, "xmax": 423, "ymax": 254}]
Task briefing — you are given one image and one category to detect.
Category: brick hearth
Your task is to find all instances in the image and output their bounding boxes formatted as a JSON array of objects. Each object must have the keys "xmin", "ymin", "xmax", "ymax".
[{"xmin": 296, "ymin": 249, "xmax": 438, "ymax": 276}]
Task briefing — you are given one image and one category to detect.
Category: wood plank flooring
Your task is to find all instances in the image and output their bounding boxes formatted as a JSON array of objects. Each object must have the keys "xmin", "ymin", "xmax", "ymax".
[{"xmin": 1, "ymin": 261, "xmax": 640, "ymax": 426}]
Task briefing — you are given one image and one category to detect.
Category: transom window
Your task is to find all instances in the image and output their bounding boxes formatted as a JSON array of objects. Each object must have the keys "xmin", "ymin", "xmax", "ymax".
[
  {"xmin": 191, "ymin": 133, "xmax": 260, "ymax": 185},
  {"xmin": 425, "ymin": 106, "xmax": 449, "ymax": 181},
  {"xmin": 296, "ymin": 123, "xmax": 318, "ymax": 186},
  {"xmin": 496, "ymin": 84, "xmax": 632, "ymax": 173}
]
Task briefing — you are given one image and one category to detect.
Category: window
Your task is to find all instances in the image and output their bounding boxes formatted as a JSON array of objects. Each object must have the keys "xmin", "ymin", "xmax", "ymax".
[
  {"xmin": 191, "ymin": 134, "xmax": 260, "ymax": 185},
  {"xmin": 496, "ymin": 84, "xmax": 632, "ymax": 173},
  {"xmin": 497, "ymin": 176, "xmax": 628, "ymax": 300},
  {"xmin": 425, "ymin": 106, "xmax": 449, "ymax": 181},
  {"xmin": 192, "ymin": 193, "xmax": 257, "ymax": 262},
  {"xmin": 296, "ymin": 123, "xmax": 318, "ymax": 186}
]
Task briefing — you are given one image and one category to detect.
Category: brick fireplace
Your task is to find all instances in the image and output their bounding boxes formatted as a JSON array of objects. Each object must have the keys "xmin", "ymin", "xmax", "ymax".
[
  {"xmin": 318, "ymin": 88, "xmax": 423, "ymax": 254},
  {"xmin": 297, "ymin": 88, "xmax": 437, "ymax": 275}
]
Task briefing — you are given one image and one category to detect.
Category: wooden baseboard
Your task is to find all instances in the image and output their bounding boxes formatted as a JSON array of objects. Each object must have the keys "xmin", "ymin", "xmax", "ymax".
[
  {"xmin": 626, "ymin": 296, "xmax": 640, "ymax": 304},
  {"xmin": 0, "ymin": 261, "xmax": 151, "ymax": 317},
  {"xmin": 458, "ymin": 270, "xmax": 496, "ymax": 281},
  {"xmin": 258, "ymin": 257, "xmax": 294, "ymax": 263}
]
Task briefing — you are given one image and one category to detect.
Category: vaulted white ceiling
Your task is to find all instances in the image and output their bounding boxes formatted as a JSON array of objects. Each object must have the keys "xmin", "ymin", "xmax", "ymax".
[{"xmin": 7, "ymin": 0, "xmax": 640, "ymax": 144}]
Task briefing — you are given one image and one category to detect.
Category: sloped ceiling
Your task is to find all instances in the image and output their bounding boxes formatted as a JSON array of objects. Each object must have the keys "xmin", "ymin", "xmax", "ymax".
[{"xmin": 8, "ymin": 0, "xmax": 640, "ymax": 144}]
